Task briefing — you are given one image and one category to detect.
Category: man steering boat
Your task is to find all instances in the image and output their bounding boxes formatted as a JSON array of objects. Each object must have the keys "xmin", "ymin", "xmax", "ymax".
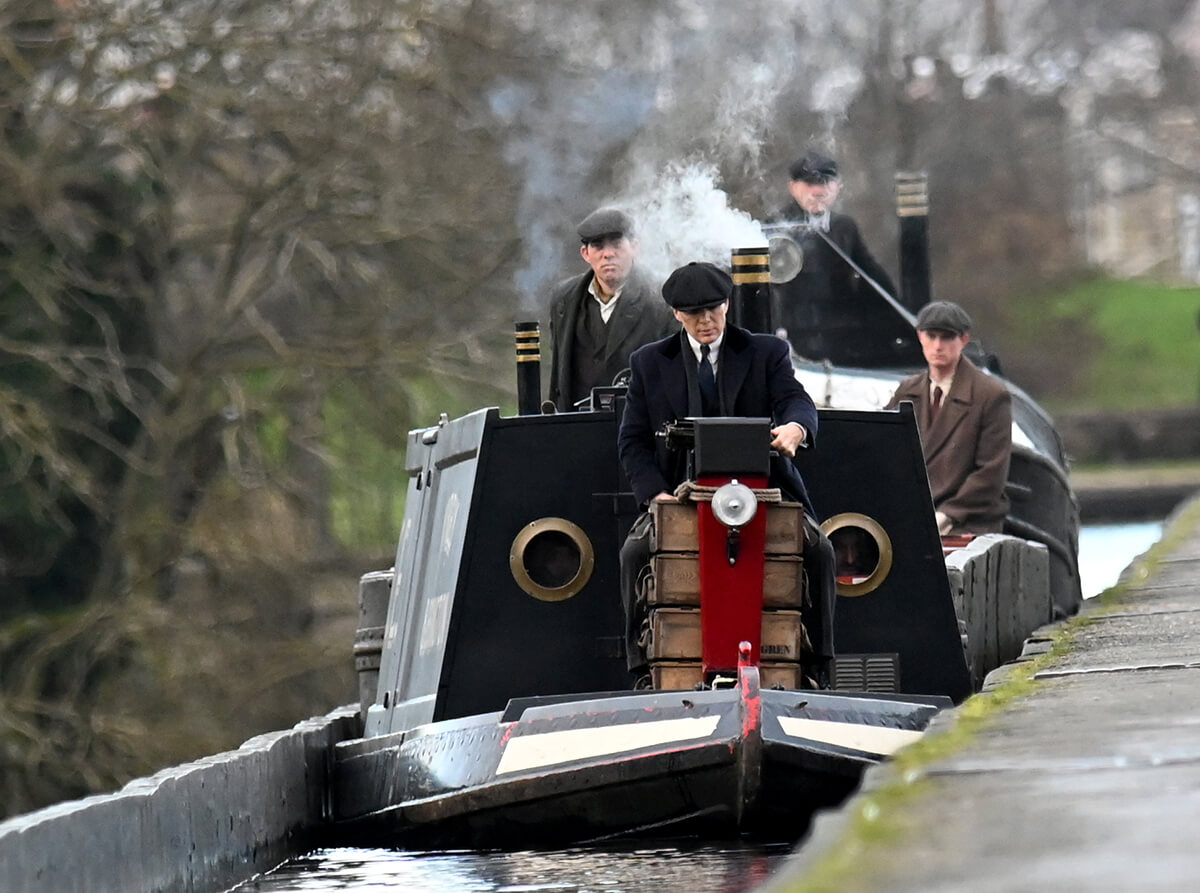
[{"xmin": 617, "ymin": 261, "xmax": 837, "ymax": 689}]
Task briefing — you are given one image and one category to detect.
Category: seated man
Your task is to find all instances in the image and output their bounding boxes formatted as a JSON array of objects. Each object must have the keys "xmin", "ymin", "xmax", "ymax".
[
  {"xmin": 885, "ymin": 301, "xmax": 1012, "ymax": 534},
  {"xmin": 617, "ymin": 261, "xmax": 837, "ymax": 688}
]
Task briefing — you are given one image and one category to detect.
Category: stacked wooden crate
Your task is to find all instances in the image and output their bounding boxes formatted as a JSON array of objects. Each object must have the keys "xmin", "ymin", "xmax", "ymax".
[{"xmin": 643, "ymin": 500, "xmax": 810, "ymax": 690}]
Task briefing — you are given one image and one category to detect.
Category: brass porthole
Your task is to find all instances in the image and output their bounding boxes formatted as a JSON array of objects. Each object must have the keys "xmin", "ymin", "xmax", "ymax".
[
  {"xmin": 509, "ymin": 517, "xmax": 595, "ymax": 602},
  {"xmin": 820, "ymin": 512, "xmax": 894, "ymax": 597}
]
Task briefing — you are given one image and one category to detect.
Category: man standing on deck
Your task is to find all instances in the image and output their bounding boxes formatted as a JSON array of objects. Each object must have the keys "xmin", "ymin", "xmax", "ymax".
[
  {"xmin": 617, "ymin": 261, "xmax": 837, "ymax": 688},
  {"xmin": 885, "ymin": 301, "xmax": 1012, "ymax": 535},
  {"xmin": 772, "ymin": 150, "xmax": 897, "ymax": 343},
  {"xmin": 547, "ymin": 207, "xmax": 677, "ymax": 412}
]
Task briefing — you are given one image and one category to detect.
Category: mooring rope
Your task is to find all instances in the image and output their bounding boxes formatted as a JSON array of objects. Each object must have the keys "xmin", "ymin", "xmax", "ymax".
[{"xmin": 672, "ymin": 480, "xmax": 783, "ymax": 504}]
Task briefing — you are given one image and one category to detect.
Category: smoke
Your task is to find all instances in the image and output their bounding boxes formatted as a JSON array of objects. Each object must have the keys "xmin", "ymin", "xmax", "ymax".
[
  {"xmin": 488, "ymin": 67, "xmax": 658, "ymax": 307},
  {"xmin": 437, "ymin": 0, "xmax": 1178, "ymax": 327},
  {"xmin": 489, "ymin": 0, "xmax": 880, "ymax": 308},
  {"xmin": 617, "ymin": 160, "xmax": 766, "ymax": 286}
]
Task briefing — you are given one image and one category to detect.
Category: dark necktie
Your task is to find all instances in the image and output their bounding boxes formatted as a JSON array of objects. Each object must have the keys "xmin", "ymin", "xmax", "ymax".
[
  {"xmin": 699, "ymin": 344, "xmax": 717, "ymax": 415},
  {"xmin": 932, "ymin": 385, "xmax": 943, "ymax": 416}
]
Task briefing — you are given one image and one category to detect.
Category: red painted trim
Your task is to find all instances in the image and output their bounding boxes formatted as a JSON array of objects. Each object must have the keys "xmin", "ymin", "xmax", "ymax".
[
  {"xmin": 735, "ymin": 643, "xmax": 763, "ymax": 826},
  {"xmin": 697, "ymin": 476, "xmax": 768, "ymax": 678}
]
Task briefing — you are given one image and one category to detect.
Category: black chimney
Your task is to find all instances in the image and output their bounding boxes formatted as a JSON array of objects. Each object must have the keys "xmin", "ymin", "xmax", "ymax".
[
  {"xmin": 730, "ymin": 247, "xmax": 773, "ymax": 334},
  {"xmin": 514, "ymin": 321, "xmax": 541, "ymax": 415},
  {"xmin": 895, "ymin": 172, "xmax": 931, "ymax": 314}
]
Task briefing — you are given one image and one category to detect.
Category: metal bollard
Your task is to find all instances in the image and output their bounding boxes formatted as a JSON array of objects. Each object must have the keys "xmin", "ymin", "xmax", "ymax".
[{"xmin": 353, "ymin": 568, "xmax": 393, "ymax": 721}]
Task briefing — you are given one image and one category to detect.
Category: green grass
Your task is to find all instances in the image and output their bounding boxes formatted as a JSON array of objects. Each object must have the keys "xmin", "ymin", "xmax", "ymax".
[{"xmin": 1011, "ymin": 277, "xmax": 1200, "ymax": 411}]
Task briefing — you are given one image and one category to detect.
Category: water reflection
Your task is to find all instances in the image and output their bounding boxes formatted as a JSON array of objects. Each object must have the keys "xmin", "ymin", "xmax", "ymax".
[{"xmin": 236, "ymin": 840, "xmax": 790, "ymax": 892}]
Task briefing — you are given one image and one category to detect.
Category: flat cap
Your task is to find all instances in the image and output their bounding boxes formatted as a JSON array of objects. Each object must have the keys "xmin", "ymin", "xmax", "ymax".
[
  {"xmin": 577, "ymin": 206, "xmax": 634, "ymax": 242},
  {"xmin": 788, "ymin": 151, "xmax": 839, "ymax": 184},
  {"xmin": 661, "ymin": 261, "xmax": 732, "ymax": 312},
  {"xmin": 916, "ymin": 301, "xmax": 972, "ymax": 335}
]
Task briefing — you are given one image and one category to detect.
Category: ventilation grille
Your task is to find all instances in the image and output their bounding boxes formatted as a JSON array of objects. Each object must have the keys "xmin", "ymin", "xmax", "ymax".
[{"xmin": 833, "ymin": 653, "xmax": 901, "ymax": 692}]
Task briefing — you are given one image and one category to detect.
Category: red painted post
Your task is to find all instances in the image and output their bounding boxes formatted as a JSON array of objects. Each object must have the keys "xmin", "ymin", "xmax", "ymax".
[{"xmin": 696, "ymin": 474, "xmax": 769, "ymax": 678}]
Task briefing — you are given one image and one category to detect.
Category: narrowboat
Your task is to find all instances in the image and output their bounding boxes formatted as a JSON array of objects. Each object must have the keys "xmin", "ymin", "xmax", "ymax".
[{"xmin": 331, "ymin": 172, "xmax": 1079, "ymax": 846}]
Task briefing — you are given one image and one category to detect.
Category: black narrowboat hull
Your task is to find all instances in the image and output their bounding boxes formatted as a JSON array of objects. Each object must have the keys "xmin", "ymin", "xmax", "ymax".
[{"xmin": 333, "ymin": 665, "xmax": 948, "ymax": 848}]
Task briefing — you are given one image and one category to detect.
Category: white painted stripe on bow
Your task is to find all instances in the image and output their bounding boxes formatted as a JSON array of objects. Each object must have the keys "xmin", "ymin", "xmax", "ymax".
[
  {"xmin": 495, "ymin": 716, "xmax": 723, "ymax": 776},
  {"xmin": 777, "ymin": 717, "xmax": 925, "ymax": 756}
]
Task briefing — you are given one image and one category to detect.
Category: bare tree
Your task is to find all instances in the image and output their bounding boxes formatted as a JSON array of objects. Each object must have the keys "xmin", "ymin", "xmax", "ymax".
[{"xmin": 0, "ymin": 0, "xmax": 532, "ymax": 814}]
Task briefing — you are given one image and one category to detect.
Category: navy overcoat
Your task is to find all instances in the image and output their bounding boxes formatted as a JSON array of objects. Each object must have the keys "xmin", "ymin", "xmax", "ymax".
[{"xmin": 618, "ymin": 324, "xmax": 819, "ymax": 515}]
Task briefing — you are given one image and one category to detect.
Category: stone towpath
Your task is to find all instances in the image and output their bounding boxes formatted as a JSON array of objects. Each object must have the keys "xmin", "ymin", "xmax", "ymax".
[{"xmin": 758, "ymin": 492, "xmax": 1200, "ymax": 893}]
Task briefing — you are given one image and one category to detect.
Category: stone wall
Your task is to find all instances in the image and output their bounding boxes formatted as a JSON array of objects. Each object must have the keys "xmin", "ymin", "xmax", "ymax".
[
  {"xmin": 0, "ymin": 706, "xmax": 360, "ymax": 893},
  {"xmin": 1057, "ymin": 406, "xmax": 1200, "ymax": 464}
]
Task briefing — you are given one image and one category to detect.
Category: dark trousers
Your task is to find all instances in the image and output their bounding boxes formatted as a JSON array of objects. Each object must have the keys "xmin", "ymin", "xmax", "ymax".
[
  {"xmin": 619, "ymin": 506, "xmax": 837, "ymax": 676},
  {"xmin": 620, "ymin": 511, "xmax": 656, "ymax": 673},
  {"xmin": 803, "ymin": 513, "xmax": 837, "ymax": 668}
]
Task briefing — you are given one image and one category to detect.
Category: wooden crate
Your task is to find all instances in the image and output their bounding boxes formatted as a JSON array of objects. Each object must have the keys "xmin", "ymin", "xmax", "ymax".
[
  {"xmin": 650, "ymin": 661, "xmax": 705, "ymax": 691},
  {"xmin": 646, "ymin": 552, "xmax": 699, "ymax": 605},
  {"xmin": 649, "ymin": 660, "xmax": 805, "ymax": 691},
  {"xmin": 649, "ymin": 501, "xmax": 696, "ymax": 553},
  {"xmin": 761, "ymin": 663, "xmax": 805, "ymax": 690},
  {"xmin": 646, "ymin": 607, "xmax": 807, "ymax": 662},
  {"xmin": 650, "ymin": 500, "xmax": 806, "ymax": 555},
  {"xmin": 763, "ymin": 502, "xmax": 807, "ymax": 555},
  {"xmin": 647, "ymin": 553, "xmax": 805, "ymax": 608}
]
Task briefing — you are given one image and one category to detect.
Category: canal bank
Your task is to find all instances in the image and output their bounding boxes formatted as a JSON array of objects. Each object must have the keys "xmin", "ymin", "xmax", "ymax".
[
  {"xmin": 0, "ymin": 506, "xmax": 1191, "ymax": 892},
  {"xmin": 759, "ymin": 491, "xmax": 1200, "ymax": 893},
  {"xmin": 1070, "ymin": 461, "xmax": 1200, "ymax": 523}
]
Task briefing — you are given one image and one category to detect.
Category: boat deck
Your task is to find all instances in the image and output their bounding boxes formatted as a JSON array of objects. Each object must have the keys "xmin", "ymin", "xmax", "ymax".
[{"xmin": 759, "ymin": 491, "xmax": 1200, "ymax": 893}]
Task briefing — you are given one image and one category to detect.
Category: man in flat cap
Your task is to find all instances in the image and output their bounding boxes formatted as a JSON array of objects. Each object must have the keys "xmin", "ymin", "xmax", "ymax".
[
  {"xmin": 617, "ymin": 262, "xmax": 836, "ymax": 687},
  {"xmin": 546, "ymin": 207, "xmax": 676, "ymax": 412},
  {"xmin": 772, "ymin": 150, "xmax": 897, "ymax": 352},
  {"xmin": 885, "ymin": 301, "xmax": 1012, "ymax": 534}
]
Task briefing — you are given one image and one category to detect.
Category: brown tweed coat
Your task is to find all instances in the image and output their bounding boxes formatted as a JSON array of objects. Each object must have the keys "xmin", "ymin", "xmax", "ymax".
[{"xmin": 885, "ymin": 356, "xmax": 1012, "ymax": 533}]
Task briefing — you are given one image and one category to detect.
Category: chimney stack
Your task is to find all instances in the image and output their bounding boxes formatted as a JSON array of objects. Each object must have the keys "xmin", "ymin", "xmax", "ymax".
[
  {"xmin": 730, "ymin": 247, "xmax": 773, "ymax": 334},
  {"xmin": 895, "ymin": 172, "xmax": 931, "ymax": 314},
  {"xmin": 514, "ymin": 321, "xmax": 541, "ymax": 415}
]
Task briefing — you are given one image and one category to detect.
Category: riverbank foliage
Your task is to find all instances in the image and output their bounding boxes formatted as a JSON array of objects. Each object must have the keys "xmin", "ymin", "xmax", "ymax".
[{"xmin": 1001, "ymin": 277, "xmax": 1200, "ymax": 412}]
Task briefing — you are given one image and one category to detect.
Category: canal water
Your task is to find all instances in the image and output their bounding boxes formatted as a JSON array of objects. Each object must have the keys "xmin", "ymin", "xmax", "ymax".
[
  {"xmin": 235, "ymin": 522, "xmax": 1162, "ymax": 893},
  {"xmin": 235, "ymin": 840, "xmax": 789, "ymax": 892},
  {"xmin": 1077, "ymin": 520, "xmax": 1162, "ymax": 600}
]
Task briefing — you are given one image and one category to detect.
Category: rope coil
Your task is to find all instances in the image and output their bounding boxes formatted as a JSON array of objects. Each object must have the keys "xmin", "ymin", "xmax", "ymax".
[{"xmin": 672, "ymin": 480, "xmax": 783, "ymax": 504}]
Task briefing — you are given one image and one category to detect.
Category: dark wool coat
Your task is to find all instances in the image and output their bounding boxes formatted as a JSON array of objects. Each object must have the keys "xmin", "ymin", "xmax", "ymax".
[
  {"xmin": 771, "ymin": 203, "xmax": 897, "ymax": 339},
  {"xmin": 618, "ymin": 325, "xmax": 819, "ymax": 515},
  {"xmin": 547, "ymin": 267, "xmax": 677, "ymax": 412},
  {"xmin": 885, "ymin": 356, "xmax": 1012, "ymax": 533}
]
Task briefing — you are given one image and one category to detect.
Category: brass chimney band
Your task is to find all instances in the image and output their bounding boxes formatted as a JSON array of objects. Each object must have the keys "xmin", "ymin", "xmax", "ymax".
[
  {"xmin": 731, "ymin": 248, "xmax": 771, "ymax": 285},
  {"xmin": 895, "ymin": 172, "xmax": 929, "ymax": 217},
  {"xmin": 515, "ymin": 326, "xmax": 541, "ymax": 362}
]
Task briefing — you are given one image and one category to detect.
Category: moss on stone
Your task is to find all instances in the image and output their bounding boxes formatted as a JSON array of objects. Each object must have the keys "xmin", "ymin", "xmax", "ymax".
[{"xmin": 779, "ymin": 498, "xmax": 1200, "ymax": 893}]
